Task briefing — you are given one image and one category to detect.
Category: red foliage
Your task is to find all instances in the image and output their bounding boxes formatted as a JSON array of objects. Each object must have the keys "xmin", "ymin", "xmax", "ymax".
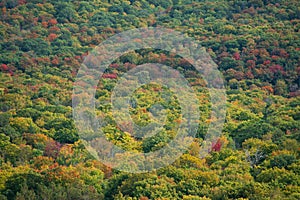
[
  {"xmin": 36, "ymin": 57, "xmax": 50, "ymax": 65},
  {"xmin": 252, "ymin": 49, "xmax": 260, "ymax": 56},
  {"xmin": 279, "ymin": 49, "xmax": 289, "ymax": 58},
  {"xmin": 1, "ymin": 64, "xmax": 8, "ymax": 71},
  {"xmin": 269, "ymin": 64, "xmax": 284, "ymax": 73},
  {"xmin": 245, "ymin": 70, "xmax": 254, "ymax": 79},
  {"xmin": 18, "ymin": 0, "xmax": 26, "ymax": 5},
  {"xmin": 102, "ymin": 73, "xmax": 117, "ymax": 79},
  {"xmin": 211, "ymin": 139, "xmax": 222, "ymax": 152},
  {"xmin": 48, "ymin": 18, "xmax": 58, "ymax": 26},
  {"xmin": 246, "ymin": 60, "xmax": 256, "ymax": 68},
  {"xmin": 44, "ymin": 140, "xmax": 62, "ymax": 158},
  {"xmin": 48, "ymin": 33, "xmax": 58, "ymax": 41},
  {"xmin": 133, "ymin": 38, "xmax": 142, "ymax": 43},
  {"xmin": 234, "ymin": 71, "xmax": 244, "ymax": 80},
  {"xmin": 33, "ymin": 17, "xmax": 38, "ymax": 26},
  {"xmin": 233, "ymin": 52, "xmax": 240, "ymax": 60},
  {"xmin": 9, "ymin": 70, "xmax": 14, "ymax": 76},
  {"xmin": 51, "ymin": 57, "xmax": 60, "ymax": 66},
  {"xmin": 272, "ymin": 48, "xmax": 289, "ymax": 58},
  {"xmin": 64, "ymin": 57, "xmax": 71, "ymax": 61},
  {"xmin": 110, "ymin": 63, "xmax": 120, "ymax": 69},
  {"xmin": 81, "ymin": 52, "xmax": 88, "ymax": 60},
  {"xmin": 263, "ymin": 60, "xmax": 271, "ymax": 65},
  {"xmin": 159, "ymin": 53, "xmax": 167, "ymax": 62},
  {"xmin": 243, "ymin": 7, "xmax": 256, "ymax": 15},
  {"xmin": 74, "ymin": 55, "xmax": 81, "ymax": 60},
  {"xmin": 41, "ymin": 21, "xmax": 48, "ymax": 28},
  {"xmin": 49, "ymin": 26, "xmax": 60, "ymax": 33},
  {"xmin": 262, "ymin": 85, "xmax": 274, "ymax": 94}
]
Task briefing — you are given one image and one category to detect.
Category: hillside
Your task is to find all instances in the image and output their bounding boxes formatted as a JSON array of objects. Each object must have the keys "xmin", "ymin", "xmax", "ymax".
[{"xmin": 0, "ymin": 0, "xmax": 299, "ymax": 199}]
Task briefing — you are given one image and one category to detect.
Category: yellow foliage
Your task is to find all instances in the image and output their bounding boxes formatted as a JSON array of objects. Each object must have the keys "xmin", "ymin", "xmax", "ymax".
[{"xmin": 0, "ymin": 164, "xmax": 31, "ymax": 190}]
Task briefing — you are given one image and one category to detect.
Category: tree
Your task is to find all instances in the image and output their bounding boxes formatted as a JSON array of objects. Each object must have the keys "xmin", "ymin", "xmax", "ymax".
[
  {"xmin": 243, "ymin": 138, "xmax": 277, "ymax": 167},
  {"xmin": 9, "ymin": 117, "xmax": 39, "ymax": 135},
  {"xmin": 3, "ymin": 172, "xmax": 44, "ymax": 200},
  {"xmin": 18, "ymin": 38, "xmax": 51, "ymax": 56},
  {"xmin": 274, "ymin": 80, "xmax": 287, "ymax": 96},
  {"xmin": 270, "ymin": 153, "xmax": 297, "ymax": 169},
  {"xmin": 55, "ymin": 3, "xmax": 77, "ymax": 23},
  {"xmin": 53, "ymin": 128, "xmax": 78, "ymax": 144},
  {"xmin": 230, "ymin": 120, "xmax": 283, "ymax": 147}
]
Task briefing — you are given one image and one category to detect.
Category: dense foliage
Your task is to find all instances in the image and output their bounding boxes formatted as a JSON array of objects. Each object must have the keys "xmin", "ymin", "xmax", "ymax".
[{"xmin": 0, "ymin": 0, "xmax": 299, "ymax": 199}]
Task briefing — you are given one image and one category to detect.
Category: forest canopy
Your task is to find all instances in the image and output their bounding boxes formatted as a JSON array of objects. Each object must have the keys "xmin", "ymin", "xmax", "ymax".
[{"xmin": 0, "ymin": 0, "xmax": 299, "ymax": 199}]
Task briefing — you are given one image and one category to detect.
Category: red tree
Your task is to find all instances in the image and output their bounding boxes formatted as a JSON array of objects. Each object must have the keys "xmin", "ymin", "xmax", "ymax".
[
  {"xmin": 1, "ymin": 64, "xmax": 8, "ymax": 71},
  {"xmin": 211, "ymin": 139, "xmax": 222, "ymax": 152},
  {"xmin": 233, "ymin": 52, "xmax": 240, "ymax": 60}
]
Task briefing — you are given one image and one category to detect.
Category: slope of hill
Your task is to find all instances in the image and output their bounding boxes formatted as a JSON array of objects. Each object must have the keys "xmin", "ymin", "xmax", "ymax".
[{"xmin": 0, "ymin": 0, "xmax": 299, "ymax": 199}]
